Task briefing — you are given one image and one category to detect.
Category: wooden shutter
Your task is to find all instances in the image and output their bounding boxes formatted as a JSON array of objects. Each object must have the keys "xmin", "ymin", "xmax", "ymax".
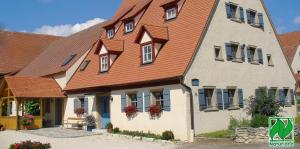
[
  {"xmin": 241, "ymin": 45, "xmax": 245, "ymax": 62},
  {"xmin": 258, "ymin": 13, "xmax": 264, "ymax": 29},
  {"xmin": 258, "ymin": 48, "xmax": 263, "ymax": 64},
  {"xmin": 137, "ymin": 92, "xmax": 143, "ymax": 112},
  {"xmin": 238, "ymin": 89, "xmax": 244, "ymax": 108},
  {"xmin": 239, "ymin": 7, "xmax": 245, "ymax": 22},
  {"xmin": 121, "ymin": 93, "xmax": 126, "ymax": 112},
  {"xmin": 223, "ymin": 89, "xmax": 229, "ymax": 109},
  {"xmin": 225, "ymin": 43, "xmax": 233, "ymax": 61},
  {"xmin": 279, "ymin": 89, "xmax": 285, "ymax": 106},
  {"xmin": 246, "ymin": 9, "xmax": 251, "ymax": 24},
  {"xmin": 225, "ymin": 3, "xmax": 231, "ymax": 18},
  {"xmin": 247, "ymin": 47, "xmax": 252, "ymax": 63},
  {"xmin": 217, "ymin": 89, "xmax": 223, "ymax": 110},
  {"xmin": 74, "ymin": 98, "xmax": 79, "ymax": 113},
  {"xmin": 199, "ymin": 89, "xmax": 206, "ymax": 111},
  {"xmin": 290, "ymin": 89, "xmax": 295, "ymax": 105},
  {"xmin": 163, "ymin": 90, "xmax": 171, "ymax": 111},
  {"xmin": 84, "ymin": 98, "xmax": 89, "ymax": 114},
  {"xmin": 144, "ymin": 91, "xmax": 150, "ymax": 112}
]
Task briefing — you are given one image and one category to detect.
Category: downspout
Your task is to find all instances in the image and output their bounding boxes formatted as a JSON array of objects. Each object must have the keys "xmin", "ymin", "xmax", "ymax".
[{"xmin": 180, "ymin": 77, "xmax": 194, "ymax": 136}]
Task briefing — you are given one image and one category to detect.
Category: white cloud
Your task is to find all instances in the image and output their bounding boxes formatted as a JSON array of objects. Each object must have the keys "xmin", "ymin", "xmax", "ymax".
[
  {"xmin": 293, "ymin": 16, "xmax": 300, "ymax": 24},
  {"xmin": 33, "ymin": 18, "xmax": 105, "ymax": 36}
]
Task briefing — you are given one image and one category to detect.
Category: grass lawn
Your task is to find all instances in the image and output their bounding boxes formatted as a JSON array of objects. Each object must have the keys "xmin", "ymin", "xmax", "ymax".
[{"xmin": 198, "ymin": 130, "xmax": 234, "ymax": 138}]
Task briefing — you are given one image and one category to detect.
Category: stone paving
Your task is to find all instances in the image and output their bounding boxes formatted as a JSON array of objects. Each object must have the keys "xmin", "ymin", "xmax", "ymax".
[{"xmin": 19, "ymin": 127, "xmax": 101, "ymax": 138}]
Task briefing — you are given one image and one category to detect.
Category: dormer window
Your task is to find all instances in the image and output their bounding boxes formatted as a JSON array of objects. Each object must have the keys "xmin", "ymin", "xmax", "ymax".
[
  {"xmin": 125, "ymin": 21, "xmax": 134, "ymax": 33},
  {"xmin": 142, "ymin": 44, "xmax": 153, "ymax": 64},
  {"xmin": 100, "ymin": 55, "xmax": 109, "ymax": 72},
  {"xmin": 166, "ymin": 7, "xmax": 177, "ymax": 20},
  {"xmin": 107, "ymin": 29, "xmax": 114, "ymax": 39}
]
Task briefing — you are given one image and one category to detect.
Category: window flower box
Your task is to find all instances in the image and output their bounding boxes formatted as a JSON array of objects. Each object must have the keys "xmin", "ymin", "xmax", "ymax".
[
  {"xmin": 125, "ymin": 105, "xmax": 137, "ymax": 117},
  {"xmin": 149, "ymin": 105, "xmax": 162, "ymax": 117}
]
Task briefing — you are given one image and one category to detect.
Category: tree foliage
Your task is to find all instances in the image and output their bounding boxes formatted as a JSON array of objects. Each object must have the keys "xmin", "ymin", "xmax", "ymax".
[{"xmin": 24, "ymin": 101, "xmax": 40, "ymax": 116}]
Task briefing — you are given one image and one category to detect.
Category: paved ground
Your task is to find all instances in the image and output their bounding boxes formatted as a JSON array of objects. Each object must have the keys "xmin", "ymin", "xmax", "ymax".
[
  {"xmin": 19, "ymin": 128, "xmax": 101, "ymax": 138},
  {"xmin": 180, "ymin": 143, "xmax": 300, "ymax": 149}
]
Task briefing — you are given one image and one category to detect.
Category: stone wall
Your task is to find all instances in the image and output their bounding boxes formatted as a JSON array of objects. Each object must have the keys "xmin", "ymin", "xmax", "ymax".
[{"xmin": 235, "ymin": 125, "xmax": 300, "ymax": 144}]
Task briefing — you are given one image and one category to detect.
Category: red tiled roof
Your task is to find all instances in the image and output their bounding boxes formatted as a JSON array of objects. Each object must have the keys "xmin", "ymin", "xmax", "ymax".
[
  {"xmin": 5, "ymin": 76, "xmax": 65, "ymax": 98},
  {"xmin": 104, "ymin": 5, "xmax": 135, "ymax": 28},
  {"xmin": 65, "ymin": 0, "xmax": 217, "ymax": 91},
  {"xmin": 121, "ymin": 0, "xmax": 153, "ymax": 21},
  {"xmin": 97, "ymin": 39, "xmax": 124, "ymax": 54},
  {"xmin": 17, "ymin": 22, "xmax": 107, "ymax": 77},
  {"xmin": 135, "ymin": 25, "xmax": 169, "ymax": 43},
  {"xmin": 0, "ymin": 31, "xmax": 61, "ymax": 75},
  {"xmin": 279, "ymin": 30, "xmax": 300, "ymax": 65},
  {"xmin": 160, "ymin": 0, "xmax": 180, "ymax": 7}
]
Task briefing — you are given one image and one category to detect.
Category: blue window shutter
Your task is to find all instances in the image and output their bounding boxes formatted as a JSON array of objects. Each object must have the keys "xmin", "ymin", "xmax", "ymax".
[
  {"xmin": 258, "ymin": 48, "xmax": 263, "ymax": 64},
  {"xmin": 74, "ymin": 98, "xmax": 78, "ymax": 113},
  {"xmin": 198, "ymin": 89, "xmax": 206, "ymax": 111},
  {"xmin": 246, "ymin": 9, "xmax": 251, "ymax": 24},
  {"xmin": 238, "ymin": 89, "xmax": 244, "ymax": 108},
  {"xmin": 290, "ymin": 89, "xmax": 295, "ymax": 105},
  {"xmin": 239, "ymin": 7, "xmax": 245, "ymax": 22},
  {"xmin": 217, "ymin": 89, "xmax": 223, "ymax": 110},
  {"xmin": 247, "ymin": 47, "xmax": 252, "ymax": 63},
  {"xmin": 279, "ymin": 89, "xmax": 285, "ymax": 106},
  {"xmin": 144, "ymin": 91, "xmax": 150, "ymax": 112},
  {"xmin": 121, "ymin": 93, "xmax": 126, "ymax": 112},
  {"xmin": 225, "ymin": 43, "xmax": 233, "ymax": 61},
  {"xmin": 241, "ymin": 45, "xmax": 245, "ymax": 62},
  {"xmin": 137, "ymin": 92, "xmax": 143, "ymax": 112},
  {"xmin": 84, "ymin": 98, "xmax": 89, "ymax": 114},
  {"xmin": 163, "ymin": 90, "xmax": 171, "ymax": 111},
  {"xmin": 258, "ymin": 13, "xmax": 264, "ymax": 29},
  {"xmin": 225, "ymin": 3, "xmax": 231, "ymax": 18},
  {"xmin": 223, "ymin": 89, "xmax": 229, "ymax": 109}
]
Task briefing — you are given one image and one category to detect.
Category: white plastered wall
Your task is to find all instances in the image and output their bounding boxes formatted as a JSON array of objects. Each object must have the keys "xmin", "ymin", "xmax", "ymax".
[
  {"xmin": 184, "ymin": 0, "xmax": 296, "ymax": 134},
  {"xmin": 291, "ymin": 45, "xmax": 300, "ymax": 73},
  {"xmin": 110, "ymin": 84, "xmax": 192, "ymax": 141}
]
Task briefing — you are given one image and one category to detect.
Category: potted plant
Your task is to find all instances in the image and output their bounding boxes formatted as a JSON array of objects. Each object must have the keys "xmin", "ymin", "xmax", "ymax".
[
  {"xmin": 106, "ymin": 122, "xmax": 113, "ymax": 133},
  {"xmin": 20, "ymin": 114, "xmax": 34, "ymax": 130},
  {"xmin": 84, "ymin": 115, "xmax": 96, "ymax": 131},
  {"xmin": 125, "ymin": 105, "xmax": 137, "ymax": 118},
  {"xmin": 75, "ymin": 107, "xmax": 84, "ymax": 118},
  {"xmin": 149, "ymin": 105, "xmax": 162, "ymax": 117}
]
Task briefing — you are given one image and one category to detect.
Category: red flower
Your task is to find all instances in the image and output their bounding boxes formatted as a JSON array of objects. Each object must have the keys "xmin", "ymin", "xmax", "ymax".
[
  {"xmin": 14, "ymin": 143, "xmax": 19, "ymax": 149},
  {"xmin": 125, "ymin": 105, "xmax": 137, "ymax": 117},
  {"xmin": 149, "ymin": 105, "xmax": 162, "ymax": 117}
]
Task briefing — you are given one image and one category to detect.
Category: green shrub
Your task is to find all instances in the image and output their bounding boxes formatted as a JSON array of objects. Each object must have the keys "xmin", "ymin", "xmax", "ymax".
[
  {"xmin": 113, "ymin": 127, "xmax": 120, "ymax": 133},
  {"xmin": 199, "ymin": 130, "xmax": 234, "ymax": 138},
  {"xmin": 119, "ymin": 130, "xmax": 162, "ymax": 139},
  {"xmin": 228, "ymin": 117, "xmax": 251, "ymax": 131},
  {"xmin": 250, "ymin": 114, "xmax": 269, "ymax": 128},
  {"xmin": 105, "ymin": 122, "xmax": 113, "ymax": 129},
  {"xmin": 162, "ymin": 130, "xmax": 174, "ymax": 140},
  {"xmin": 295, "ymin": 116, "xmax": 300, "ymax": 125}
]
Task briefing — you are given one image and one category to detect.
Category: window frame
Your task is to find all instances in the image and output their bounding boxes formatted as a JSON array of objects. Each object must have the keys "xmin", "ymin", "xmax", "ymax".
[
  {"xmin": 152, "ymin": 91, "xmax": 164, "ymax": 108},
  {"xmin": 141, "ymin": 42, "xmax": 154, "ymax": 64},
  {"xmin": 61, "ymin": 54, "xmax": 77, "ymax": 67},
  {"xmin": 165, "ymin": 6, "xmax": 178, "ymax": 21},
  {"xmin": 124, "ymin": 21, "xmax": 135, "ymax": 33},
  {"xmin": 248, "ymin": 46, "xmax": 259, "ymax": 64},
  {"xmin": 79, "ymin": 60, "xmax": 91, "ymax": 71},
  {"xmin": 267, "ymin": 54, "xmax": 274, "ymax": 66},
  {"xmin": 127, "ymin": 93, "xmax": 138, "ymax": 108},
  {"xmin": 204, "ymin": 88, "xmax": 215, "ymax": 109},
  {"xmin": 107, "ymin": 28, "xmax": 115, "ymax": 39},
  {"xmin": 214, "ymin": 46, "xmax": 224, "ymax": 61},
  {"xmin": 100, "ymin": 54, "xmax": 110, "ymax": 72}
]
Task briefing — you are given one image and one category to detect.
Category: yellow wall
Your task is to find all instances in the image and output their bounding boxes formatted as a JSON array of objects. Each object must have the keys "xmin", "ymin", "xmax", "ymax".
[{"xmin": 0, "ymin": 116, "xmax": 17, "ymax": 130}]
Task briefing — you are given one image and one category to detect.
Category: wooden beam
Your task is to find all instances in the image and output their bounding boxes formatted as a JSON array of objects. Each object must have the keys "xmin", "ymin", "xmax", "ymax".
[{"xmin": 15, "ymin": 99, "xmax": 19, "ymax": 130}]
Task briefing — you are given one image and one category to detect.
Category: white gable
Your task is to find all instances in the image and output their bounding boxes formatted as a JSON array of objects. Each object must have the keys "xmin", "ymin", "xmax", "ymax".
[
  {"xmin": 140, "ymin": 31, "xmax": 152, "ymax": 44},
  {"xmin": 99, "ymin": 45, "xmax": 108, "ymax": 55},
  {"xmin": 291, "ymin": 45, "xmax": 300, "ymax": 73}
]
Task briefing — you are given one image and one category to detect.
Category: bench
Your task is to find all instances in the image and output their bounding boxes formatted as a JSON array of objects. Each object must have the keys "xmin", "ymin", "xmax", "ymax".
[{"xmin": 63, "ymin": 117, "xmax": 84, "ymax": 129}]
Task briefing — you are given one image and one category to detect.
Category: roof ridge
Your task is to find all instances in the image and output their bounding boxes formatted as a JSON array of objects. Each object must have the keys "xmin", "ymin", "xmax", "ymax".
[{"xmin": 0, "ymin": 30, "xmax": 63, "ymax": 38}]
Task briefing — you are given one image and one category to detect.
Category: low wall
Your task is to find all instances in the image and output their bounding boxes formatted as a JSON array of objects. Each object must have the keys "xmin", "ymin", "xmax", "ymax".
[{"xmin": 235, "ymin": 125, "xmax": 300, "ymax": 144}]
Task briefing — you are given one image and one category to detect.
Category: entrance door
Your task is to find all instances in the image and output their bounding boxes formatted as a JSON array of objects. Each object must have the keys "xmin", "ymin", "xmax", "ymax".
[
  {"xmin": 55, "ymin": 99, "xmax": 62, "ymax": 126},
  {"xmin": 100, "ymin": 96, "xmax": 110, "ymax": 129}
]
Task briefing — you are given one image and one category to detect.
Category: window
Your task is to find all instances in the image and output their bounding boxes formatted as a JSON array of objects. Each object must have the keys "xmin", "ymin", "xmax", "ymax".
[
  {"xmin": 229, "ymin": 4, "xmax": 238, "ymax": 18},
  {"xmin": 214, "ymin": 46, "xmax": 223, "ymax": 61},
  {"xmin": 247, "ymin": 46, "xmax": 259, "ymax": 64},
  {"xmin": 204, "ymin": 89, "xmax": 214, "ymax": 108},
  {"xmin": 79, "ymin": 98, "xmax": 85, "ymax": 108},
  {"xmin": 225, "ymin": 3, "xmax": 244, "ymax": 22},
  {"xmin": 231, "ymin": 44, "xmax": 241, "ymax": 60},
  {"xmin": 100, "ymin": 55, "xmax": 109, "ymax": 72},
  {"xmin": 127, "ymin": 93, "xmax": 138, "ymax": 108},
  {"xmin": 246, "ymin": 9, "xmax": 264, "ymax": 28},
  {"xmin": 228, "ymin": 89, "xmax": 236, "ymax": 106},
  {"xmin": 152, "ymin": 91, "xmax": 164, "ymax": 108},
  {"xmin": 61, "ymin": 54, "xmax": 77, "ymax": 66},
  {"xmin": 226, "ymin": 43, "xmax": 244, "ymax": 62},
  {"xmin": 45, "ymin": 99, "xmax": 51, "ymax": 113},
  {"xmin": 268, "ymin": 88, "xmax": 278, "ymax": 100},
  {"xmin": 267, "ymin": 54, "xmax": 273, "ymax": 66},
  {"xmin": 166, "ymin": 7, "xmax": 177, "ymax": 20},
  {"xmin": 9, "ymin": 101, "xmax": 12, "ymax": 115},
  {"xmin": 142, "ymin": 44, "xmax": 153, "ymax": 64},
  {"xmin": 248, "ymin": 10, "xmax": 256, "ymax": 25},
  {"xmin": 125, "ymin": 21, "xmax": 134, "ymax": 33},
  {"xmin": 80, "ymin": 60, "xmax": 91, "ymax": 71},
  {"xmin": 107, "ymin": 29, "xmax": 114, "ymax": 39}
]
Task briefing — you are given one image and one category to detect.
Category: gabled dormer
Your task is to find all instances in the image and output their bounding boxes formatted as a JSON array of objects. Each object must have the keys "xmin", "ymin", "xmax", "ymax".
[
  {"xmin": 95, "ymin": 39, "xmax": 124, "ymax": 72},
  {"xmin": 121, "ymin": 0, "xmax": 153, "ymax": 34},
  {"xmin": 135, "ymin": 25, "xmax": 168, "ymax": 65},
  {"xmin": 160, "ymin": 0, "xmax": 186, "ymax": 21}
]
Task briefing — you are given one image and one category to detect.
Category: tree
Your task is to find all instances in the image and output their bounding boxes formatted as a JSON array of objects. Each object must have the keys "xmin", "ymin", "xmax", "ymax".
[{"xmin": 24, "ymin": 101, "xmax": 40, "ymax": 116}]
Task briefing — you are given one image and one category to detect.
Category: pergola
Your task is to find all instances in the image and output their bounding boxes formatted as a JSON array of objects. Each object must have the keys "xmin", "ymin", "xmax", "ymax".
[{"xmin": 0, "ymin": 76, "xmax": 65, "ymax": 130}]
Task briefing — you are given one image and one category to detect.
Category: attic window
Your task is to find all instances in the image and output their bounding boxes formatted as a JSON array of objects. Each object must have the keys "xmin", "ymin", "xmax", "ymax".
[
  {"xmin": 100, "ymin": 55, "xmax": 109, "ymax": 72},
  {"xmin": 79, "ymin": 60, "xmax": 91, "ymax": 71},
  {"xmin": 107, "ymin": 29, "xmax": 114, "ymax": 39},
  {"xmin": 125, "ymin": 21, "xmax": 134, "ymax": 33},
  {"xmin": 166, "ymin": 7, "xmax": 177, "ymax": 20},
  {"xmin": 142, "ymin": 44, "xmax": 153, "ymax": 64},
  {"xmin": 61, "ymin": 54, "xmax": 77, "ymax": 67}
]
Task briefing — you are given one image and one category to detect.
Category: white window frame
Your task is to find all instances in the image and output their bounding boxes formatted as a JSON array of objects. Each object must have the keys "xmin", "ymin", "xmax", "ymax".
[
  {"xmin": 125, "ymin": 22, "xmax": 134, "ymax": 33},
  {"xmin": 166, "ymin": 7, "xmax": 177, "ymax": 20},
  {"xmin": 142, "ymin": 44, "xmax": 153, "ymax": 64},
  {"xmin": 107, "ymin": 29, "xmax": 114, "ymax": 39},
  {"xmin": 100, "ymin": 55, "xmax": 109, "ymax": 72},
  {"xmin": 204, "ymin": 88, "xmax": 215, "ymax": 108},
  {"xmin": 127, "ymin": 93, "xmax": 138, "ymax": 108},
  {"xmin": 152, "ymin": 91, "xmax": 164, "ymax": 108}
]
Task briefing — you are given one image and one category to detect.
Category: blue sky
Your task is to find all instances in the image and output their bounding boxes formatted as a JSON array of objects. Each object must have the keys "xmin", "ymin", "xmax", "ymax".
[{"xmin": 0, "ymin": 0, "xmax": 299, "ymax": 36}]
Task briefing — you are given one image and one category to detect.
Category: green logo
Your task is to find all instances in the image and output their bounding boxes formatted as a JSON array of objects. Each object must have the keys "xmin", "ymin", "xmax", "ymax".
[{"xmin": 269, "ymin": 117, "xmax": 294, "ymax": 147}]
